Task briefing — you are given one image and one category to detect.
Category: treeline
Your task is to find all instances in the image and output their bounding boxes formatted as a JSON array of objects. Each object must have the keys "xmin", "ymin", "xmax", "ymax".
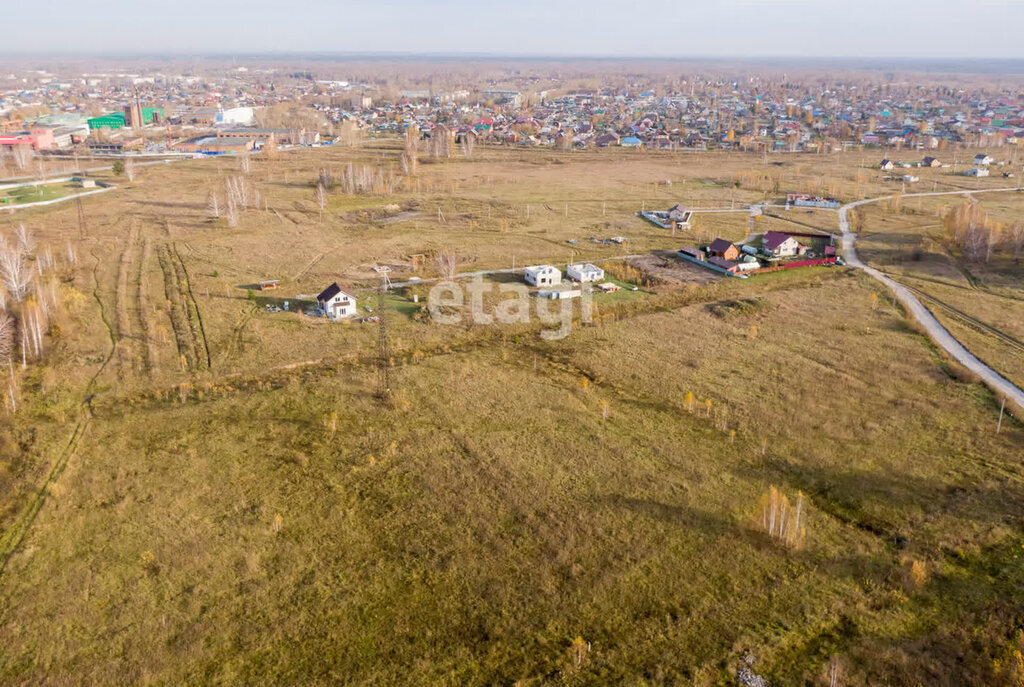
[
  {"xmin": 943, "ymin": 201, "xmax": 1024, "ymax": 263},
  {"xmin": 0, "ymin": 225, "xmax": 71, "ymax": 412}
]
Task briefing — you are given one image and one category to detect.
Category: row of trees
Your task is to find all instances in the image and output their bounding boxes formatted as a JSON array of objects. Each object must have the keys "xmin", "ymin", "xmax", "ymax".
[
  {"xmin": 0, "ymin": 144, "xmax": 34, "ymax": 172},
  {"xmin": 207, "ymin": 176, "xmax": 260, "ymax": 227},
  {"xmin": 0, "ymin": 225, "xmax": 67, "ymax": 412}
]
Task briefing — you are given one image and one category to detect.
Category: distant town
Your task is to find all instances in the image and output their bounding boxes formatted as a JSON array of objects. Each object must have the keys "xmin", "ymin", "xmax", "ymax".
[{"xmin": 2, "ymin": 60, "xmax": 1024, "ymax": 165}]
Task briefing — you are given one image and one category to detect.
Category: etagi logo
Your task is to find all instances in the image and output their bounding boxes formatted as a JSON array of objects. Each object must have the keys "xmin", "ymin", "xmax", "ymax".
[{"xmin": 428, "ymin": 277, "xmax": 593, "ymax": 340}]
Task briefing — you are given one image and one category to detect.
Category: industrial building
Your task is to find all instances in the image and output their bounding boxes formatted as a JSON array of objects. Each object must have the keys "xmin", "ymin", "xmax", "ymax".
[{"xmin": 88, "ymin": 108, "xmax": 163, "ymax": 130}]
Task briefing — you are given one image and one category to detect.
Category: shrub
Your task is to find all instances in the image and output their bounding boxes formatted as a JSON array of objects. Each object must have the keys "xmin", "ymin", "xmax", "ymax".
[{"xmin": 903, "ymin": 558, "xmax": 927, "ymax": 592}]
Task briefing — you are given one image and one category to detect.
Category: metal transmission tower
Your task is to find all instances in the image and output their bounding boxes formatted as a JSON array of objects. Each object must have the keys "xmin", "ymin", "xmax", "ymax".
[{"xmin": 375, "ymin": 275, "xmax": 392, "ymax": 400}]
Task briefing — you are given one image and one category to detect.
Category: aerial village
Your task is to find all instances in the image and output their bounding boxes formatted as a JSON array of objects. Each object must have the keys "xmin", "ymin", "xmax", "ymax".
[
  {"xmin": 4, "ymin": 61, "xmax": 1024, "ymax": 160},
  {"xmin": 0, "ymin": 60, "xmax": 1020, "ymax": 319}
]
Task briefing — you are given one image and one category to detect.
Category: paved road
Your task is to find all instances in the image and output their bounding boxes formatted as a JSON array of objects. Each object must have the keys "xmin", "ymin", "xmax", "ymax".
[{"xmin": 839, "ymin": 187, "xmax": 1024, "ymax": 409}]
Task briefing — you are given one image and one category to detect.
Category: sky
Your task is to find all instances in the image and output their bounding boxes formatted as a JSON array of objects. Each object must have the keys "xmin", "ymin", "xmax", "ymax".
[{"xmin": 5, "ymin": 0, "xmax": 1024, "ymax": 58}]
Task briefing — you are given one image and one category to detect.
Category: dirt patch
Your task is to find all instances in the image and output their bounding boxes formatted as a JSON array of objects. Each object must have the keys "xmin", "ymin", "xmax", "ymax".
[
  {"xmin": 379, "ymin": 210, "xmax": 424, "ymax": 225},
  {"xmin": 627, "ymin": 252, "xmax": 721, "ymax": 286}
]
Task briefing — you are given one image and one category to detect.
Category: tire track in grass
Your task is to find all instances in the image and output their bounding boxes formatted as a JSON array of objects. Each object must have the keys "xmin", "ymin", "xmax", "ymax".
[
  {"xmin": 292, "ymin": 253, "xmax": 324, "ymax": 281},
  {"xmin": 172, "ymin": 243, "xmax": 211, "ymax": 370},
  {"xmin": 157, "ymin": 244, "xmax": 197, "ymax": 370}
]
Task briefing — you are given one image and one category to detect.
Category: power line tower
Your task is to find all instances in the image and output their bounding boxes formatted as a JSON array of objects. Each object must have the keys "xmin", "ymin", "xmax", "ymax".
[{"xmin": 375, "ymin": 276, "xmax": 391, "ymax": 401}]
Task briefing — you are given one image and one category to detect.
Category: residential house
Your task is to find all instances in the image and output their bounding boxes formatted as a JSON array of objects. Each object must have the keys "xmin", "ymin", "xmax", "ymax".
[
  {"xmin": 317, "ymin": 282, "xmax": 357, "ymax": 320},
  {"xmin": 566, "ymin": 263, "xmax": 605, "ymax": 283},
  {"xmin": 707, "ymin": 238, "xmax": 740, "ymax": 261},
  {"xmin": 667, "ymin": 204, "xmax": 690, "ymax": 223},
  {"xmin": 879, "ymin": 159, "xmax": 894, "ymax": 170},
  {"xmin": 974, "ymin": 153, "xmax": 993, "ymax": 166},
  {"xmin": 923, "ymin": 156, "xmax": 941, "ymax": 167},
  {"xmin": 762, "ymin": 231, "xmax": 807, "ymax": 258},
  {"xmin": 964, "ymin": 167, "xmax": 989, "ymax": 177},
  {"xmin": 524, "ymin": 264, "xmax": 562, "ymax": 287}
]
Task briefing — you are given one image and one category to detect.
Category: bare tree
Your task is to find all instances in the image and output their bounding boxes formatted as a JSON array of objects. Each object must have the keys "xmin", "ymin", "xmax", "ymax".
[
  {"xmin": 207, "ymin": 191, "xmax": 220, "ymax": 219},
  {"xmin": 0, "ymin": 314, "xmax": 12, "ymax": 364},
  {"xmin": 400, "ymin": 138, "xmax": 419, "ymax": 177},
  {"xmin": 461, "ymin": 133, "xmax": 476, "ymax": 158},
  {"xmin": 316, "ymin": 183, "xmax": 327, "ymax": 222},
  {"xmin": 0, "ymin": 239, "xmax": 33, "ymax": 303},
  {"xmin": 225, "ymin": 195, "xmax": 239, "ymax": 228},
  {"xmin": 14, "ymin": 224, "xmax": 35, "ymax": 255},
  {"xmin": 240, "ymin": 153, "xmax": 251, "ymax": 174},
  {"xmin": 756, "ymin": 486, "xmax": 806, "ymax": 549},
  {"xmin": 317, "ymin": 167, "xmax": 334, "ymax": 190},
  {"xmin": 9, "ymin": 144, "xmax": 32, "ymax": 171},
  {"xmin": 435, "ymin": 250, "xmax": 457, "ymax": 281},
  {"xmin": 124, "ymin": 157, "xmax": 136, "ymax": 182},
  {"xmin": 1011, "ymin": 223, "xmax": 1024, "ymax": 262}
]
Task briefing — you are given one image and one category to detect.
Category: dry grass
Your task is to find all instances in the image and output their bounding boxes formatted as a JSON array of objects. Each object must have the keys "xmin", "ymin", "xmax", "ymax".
[{"xmin": 0, "ymin": 145, "xmax": 1022, "ymax": 685}]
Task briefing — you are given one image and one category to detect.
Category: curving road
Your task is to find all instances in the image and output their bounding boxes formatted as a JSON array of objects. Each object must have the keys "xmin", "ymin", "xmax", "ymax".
[{"xmin": 838, "ymin": 187, "xmax": 1024, "ymax": 410}]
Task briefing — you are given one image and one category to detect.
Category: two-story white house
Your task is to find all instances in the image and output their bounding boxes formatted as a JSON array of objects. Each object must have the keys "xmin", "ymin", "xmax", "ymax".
[
  {"xmin": 762, "ymin": 231, "xmax": 807, "ymax": 258},
  {"xmin": 524, "ymin": 265, "xmax": 562, "ymax": 287},
  {"xmin": 317, "ymin": 282, "xmax": 357, "ymax": 320}
]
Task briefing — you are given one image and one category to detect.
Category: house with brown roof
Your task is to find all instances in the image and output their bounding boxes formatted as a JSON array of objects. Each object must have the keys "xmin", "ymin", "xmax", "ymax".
[{"xmin": 707, "ymin": 238, "xmax": 740, "ymax": 261}]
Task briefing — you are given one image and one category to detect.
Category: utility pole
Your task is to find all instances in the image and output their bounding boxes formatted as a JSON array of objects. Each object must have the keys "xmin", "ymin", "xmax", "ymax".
[
  {"xmin": 376, "ymin": 278, "xmax": 391, "ymax": 401},
  {"xmin": 997, "ymin": 397, "xmax": 1006, "ymax": 434}
]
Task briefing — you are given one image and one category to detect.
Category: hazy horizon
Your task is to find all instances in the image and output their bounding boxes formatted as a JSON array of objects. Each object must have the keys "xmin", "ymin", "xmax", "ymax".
[{"xmin": 5, "ymin": 0, "xmax": 1024, "ymax": 60}]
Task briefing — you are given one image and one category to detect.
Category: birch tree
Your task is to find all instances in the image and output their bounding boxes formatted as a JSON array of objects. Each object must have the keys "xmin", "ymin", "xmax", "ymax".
[
  {"xmin": 10, "ymin": 144, "xmax": 32, "ymax": 171},
  {"xmin": 0, "ymin": 239, "xmax": 33, "ymax": 303},
  {"xmin": 316, "ymin": 183, "xmax": 327, "ymax": 222},
  {"xmin": 207, "ymin": 191, "xmax": 220, "ymax": 219}
]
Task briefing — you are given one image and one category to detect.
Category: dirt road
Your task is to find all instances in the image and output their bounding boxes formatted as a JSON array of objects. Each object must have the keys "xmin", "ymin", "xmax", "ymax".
[{"xmin": 839, "ymin": 188, "xmax": 1024, "ymax": 409}]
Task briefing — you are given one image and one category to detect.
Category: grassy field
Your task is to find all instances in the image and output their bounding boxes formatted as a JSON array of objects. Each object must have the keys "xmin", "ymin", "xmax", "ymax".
[
  {"xmin": 1, "ymin": 181, "xmax": 80, "ymax": 205},
  {"xmin": 0, "ymin": 143, "xmax": 1022, "ymax": 685}
]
